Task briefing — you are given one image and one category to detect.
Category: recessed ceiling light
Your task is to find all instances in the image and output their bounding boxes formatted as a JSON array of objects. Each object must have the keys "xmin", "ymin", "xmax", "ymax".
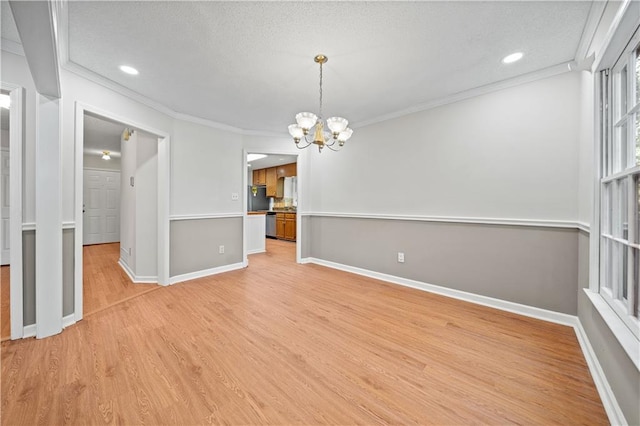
[
  {"xmin": 119, "ymin": 65, "xmax": 139, "ymax": 75},
  {"xmin": 0, "ymin": 94, "xmax": 10, "ymax": 109},
  {"xmin": 102, "ymin": 150, "xmax": 111, "ymax": 160},
  {"xmin": 247, "ymin": 154, "xmax": 267, "ymax": 162},
  {"xmin": 502, "ymin": 52, "xmax": 523, "ymax": 64}
]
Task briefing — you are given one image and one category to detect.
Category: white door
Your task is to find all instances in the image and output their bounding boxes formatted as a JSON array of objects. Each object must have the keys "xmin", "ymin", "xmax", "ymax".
[
  {"xmin": 1, "ymin": 149, "xmax": 9, "ymax": 265},
  {"xmin": 83, "ymin": 169, "xmax": 121, "ymax": 245}
]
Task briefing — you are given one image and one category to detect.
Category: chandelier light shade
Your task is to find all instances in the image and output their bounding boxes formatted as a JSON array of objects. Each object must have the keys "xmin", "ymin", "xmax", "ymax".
[{"xmin": 288, "ymin": 54, "xmax": 353, "ymax": 152}]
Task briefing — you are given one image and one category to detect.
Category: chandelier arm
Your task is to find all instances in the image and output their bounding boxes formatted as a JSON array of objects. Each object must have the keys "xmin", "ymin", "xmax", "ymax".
[
  {"xmin": 294, "ymin": 134, "xmax": 315, "ymax": 150},
  {"xmin": 325, "ymin": 143, "xmax": 344, "ymax": 152}
]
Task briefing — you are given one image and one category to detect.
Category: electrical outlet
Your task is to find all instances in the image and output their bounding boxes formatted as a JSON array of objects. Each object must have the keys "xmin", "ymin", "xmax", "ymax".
[
  {"xmin": 219, "ymin": 245, "xmax": 225, "ymax": 254},
  {"xmin": 231, "ymin": 192, "xmax": 239, "ymax": 201},
  {"xmin": 397, "ymin": 252, "xmax": 405, "ymax": 263}
]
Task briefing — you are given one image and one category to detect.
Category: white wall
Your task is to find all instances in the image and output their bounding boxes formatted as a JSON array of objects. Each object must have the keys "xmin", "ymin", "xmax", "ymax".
[
  {"xmin": 171, "ymin": 120, "xmax": 243, "ymax": 216},
  {"xmin": 135, "ymin": 131, "xmax": 158, "ymax": 277},
  {"xmin": 308, "ymin": 71, "xmax": 582, "ymax": 221}
]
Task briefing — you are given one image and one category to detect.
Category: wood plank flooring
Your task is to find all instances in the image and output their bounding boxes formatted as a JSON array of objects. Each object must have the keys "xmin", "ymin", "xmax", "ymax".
[
  {"xmin": 83, "ymin": 243, "xmax": 158, "ymax": 316},
  {"xmin": 0, "ymin": 266, "xmax": 8, "ymax": 341},
  {"xmin": 1, "ymin": 239, "xmax": 607, "ymax": 425}
]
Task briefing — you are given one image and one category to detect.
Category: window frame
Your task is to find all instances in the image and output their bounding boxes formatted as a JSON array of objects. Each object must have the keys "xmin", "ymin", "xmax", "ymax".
[{"xmin": 591, "ymin": 12, "xmax": 640, "ymax": 370}]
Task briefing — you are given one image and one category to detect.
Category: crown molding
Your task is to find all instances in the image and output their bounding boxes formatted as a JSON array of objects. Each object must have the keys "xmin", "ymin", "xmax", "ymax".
[
  {"xmin": 1, "ymin": 38, "xmax": 24, "ymax": 57},
  {"xmin": 352, "ymin": 61, "xmax": 574, "ymax": 129},
  {"xmin": 574, "ymin": 0, "xmax": 608, "ymax": 63}
]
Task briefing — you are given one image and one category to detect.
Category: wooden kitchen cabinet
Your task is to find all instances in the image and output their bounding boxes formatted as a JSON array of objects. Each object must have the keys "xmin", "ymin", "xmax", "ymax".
[
  {"xmin": 252, "ymin": 168, "xmax": 266, "ymax": 185},
  {"xmin": 266, "ymin": 167, "xmax": 277, "ymax": 197},
  {"xmin": 276, "ymin": 213, "xmax": 286, "ymax": 239},
  {"xmin": 276, "ymin": 212, "xmax": 296, "ymax": 241},
  {"xmin": 284, "ymin": 213, "xmax": 296, "ymax": 241},
  {"xmin": 276, "ymin": 162, "xmax": 297, "ymax": 178}
]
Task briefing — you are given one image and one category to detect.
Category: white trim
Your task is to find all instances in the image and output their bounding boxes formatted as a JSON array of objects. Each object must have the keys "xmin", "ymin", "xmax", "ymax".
[
  {"xmin": 35, "ymin": 94, "xmax": 62, "ymax": 338},
  {"xmin": 4, "ymin": 82, "xmax": 24, "ymax": 340},
  {"xmin": 118, "ymin": 259, "xmax": 158, "ymax": 284},
  {"xmin": 301, "ymin": 212, "xmax": 583, "ymax": 230},
  {"xmin": 247, "ymin": 248, "xmax": 266, "ymax": 255},
  {"xmin": 584, "ymin": 288, "xmax": 640, "ymax": 371},
  {"xmin": 62, "ymin": 313, "xmax": 75, "ymax": 329},
  {"xmin": 575, "ymin": 1, "xmax": 609, "ymax": 63},
  {"xmin": 576, "ymin": 221, "xmax": 591, "ymax": 233},
  {"xmin": 353, "ymin": 62, "xmax": 573, "ymax": 129},
  {"xmin": 21, "ymin": 223, "xmax": 35, "ymax": 231},
  {"xmin": 169, "ymin": 262, "xmax": 245, "ymax": 285},
  {"xmin": 169, "ymin": 213, "xmax": 243, "ymax": 221},
  {"xmin": 82, "ymin": 166, "xmax": 121, "ymax": 173},
  {"xmin": 305, "ymin": 257, "xmax": 577, "ymax": 327},
  {"xmin": 0, "ymin": 38, "xmax": 25, "ymax": 56},
  {"xmin": 62, "ymin": 221, "xmax": 74, "ymax": 230},
  {"xmin": 574, "ymin": 320, "xmax": 628, "ymax": 425},
  {"xmin": 22, "ymin": 324, "xmax": 36, "ymax": 339}
]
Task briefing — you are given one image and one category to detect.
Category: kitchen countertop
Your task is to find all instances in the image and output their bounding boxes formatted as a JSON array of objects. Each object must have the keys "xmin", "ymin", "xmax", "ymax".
[{"xmin": 247, "ymin": 211, "xmax": 267, "ymax": 215}]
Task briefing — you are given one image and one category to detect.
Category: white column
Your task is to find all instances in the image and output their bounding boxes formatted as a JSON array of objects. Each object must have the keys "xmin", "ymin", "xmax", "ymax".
[{"xmin": 35, "ymin": 94, "xmax": 62, "ymax": 338}]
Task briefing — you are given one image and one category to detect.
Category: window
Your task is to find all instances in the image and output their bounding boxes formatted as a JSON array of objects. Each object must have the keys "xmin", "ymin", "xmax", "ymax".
[{"xmin": 599, "ymin": 32, "xmax": 640, "ymax": 341}]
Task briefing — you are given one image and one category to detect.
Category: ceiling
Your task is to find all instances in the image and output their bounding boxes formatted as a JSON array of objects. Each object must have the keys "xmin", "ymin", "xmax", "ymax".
[
  {"xmin": 83, "ymin": 113, "xmax": 126, "ymax": 158},
  {"xmin": 4, "ymin": 1, "xmax": 594, "ymax": 134},
  {"xmin": 248, "ymin": 154, "xmax": 298, "ymax": 170}
]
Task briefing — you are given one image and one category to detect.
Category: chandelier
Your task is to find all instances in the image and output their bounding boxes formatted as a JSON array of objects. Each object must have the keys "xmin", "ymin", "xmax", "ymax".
[{"xmin": 288, "ymin": 54, "xmax": 353, "ymax": 152}]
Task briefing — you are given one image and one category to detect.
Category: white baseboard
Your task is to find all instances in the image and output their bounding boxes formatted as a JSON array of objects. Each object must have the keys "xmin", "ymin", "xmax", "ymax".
[
  {"xmin": 23, "ymin": 324, "xmax": 36, "ymax": 338},
  {"xmin": 305, "ymin": 257, "xmax": 576, "ymax": 326},
  {"xmin": 574, "ymin": 321, "xmax": 627, "ymax": 425},
  {"xmin": 302, "ymin": 256, "xmax": 626, "ymax": 426},
  {"xmin": 118, "ymin": 259, "xmax": 158, "ymax": 284},
  {"xmin": 62, "ymin": 313, "xmax": 76, "ymax": 329},
  {"xmin": 247, "ymin": 248, "xmax": 266, "ymax": 255},
  {"xmin": 169, "ymin": 262, "xmax": 245, "ymax": 285},
  {"xmin": 22, "ymin": 314, "xmax": 76, "ymax": 339}
]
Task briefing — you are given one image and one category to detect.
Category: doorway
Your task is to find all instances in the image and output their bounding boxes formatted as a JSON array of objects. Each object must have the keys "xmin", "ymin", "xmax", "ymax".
[
  {"xmin": 244, "ymin": 151, "xmax": 300, "ymax": 264},
  {"xmin": 1, "ymin": 89, "xmax": 11, "ymax": 340},
  {"xmin": 79, "ymin": 110, "xmax": 166, "ymax": 318}
]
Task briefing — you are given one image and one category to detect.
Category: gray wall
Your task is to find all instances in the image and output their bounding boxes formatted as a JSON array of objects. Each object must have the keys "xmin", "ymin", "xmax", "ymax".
[
  {"xmin": 22, "ymin": 231, "xmax": 35, "ymax": 326},
  {"xmin": 306, "ymin": 216, "xmax": 578, "ymax": 314},
  {"xmin": 170, "ymin": 217, "xmax": 243, "ymax": 277},
  {"xmin": 63, "ymin": 229, "xmax": 74, "ymax": 316},
  {"xmin": 577, "ymin": 231, "xmax": 640, "ymax": 425},
  {"xmin": 22, "ymin": 228, "xmax": 75, "ymax": 326}
]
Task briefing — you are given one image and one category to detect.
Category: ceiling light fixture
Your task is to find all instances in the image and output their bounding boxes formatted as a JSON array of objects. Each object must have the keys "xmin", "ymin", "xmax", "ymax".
[
  {"xmin": 119, "ymin": 65, "xmax": 139, "ymax": 75},
  {"xmin": 102, "ymin": 151, "xmax": 111, "ymax": 160},
  {"xmin": 0, "ymin": 94, "xmax": 10, "ymax": 109},
  {"xmin": 502, "ymin": 52, "xmax": 523, "ymax": 64},
  {"xmin": 288, "ymin": 54, "xmax": 353, "ymax": 153},
  {"xmin": 247, "ymin": 153, "xmax": 267, "ymax": 162}
]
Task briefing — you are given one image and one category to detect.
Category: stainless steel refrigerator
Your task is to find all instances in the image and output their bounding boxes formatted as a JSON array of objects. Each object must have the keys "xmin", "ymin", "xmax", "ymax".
[{"xmin": 248, "ymin": 185, "xmax": 269, "ymax": 211}]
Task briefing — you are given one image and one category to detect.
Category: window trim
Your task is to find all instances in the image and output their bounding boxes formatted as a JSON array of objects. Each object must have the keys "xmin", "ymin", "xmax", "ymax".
[{"xmin": 590, "ymin": 1, "xmax": 640, "ymax": 371}]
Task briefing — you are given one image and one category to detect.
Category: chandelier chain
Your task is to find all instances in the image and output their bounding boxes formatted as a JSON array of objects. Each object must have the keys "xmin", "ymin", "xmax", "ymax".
[{"xmin": 319, "ymin": 60, "xmax": 323, "ymax": 119}]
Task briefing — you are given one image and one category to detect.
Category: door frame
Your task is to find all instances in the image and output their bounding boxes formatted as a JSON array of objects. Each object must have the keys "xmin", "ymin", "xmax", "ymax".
[
  {"xmin": 242, "ymin": 148, "xmax": 304, "ymax": 264},
  {"xmin": 2, "ymin": 82, "xmax": 24, "ymax": 340},
  {"xmin": 74, "ymin": 102, "xmax": 170, "ymax": 323}
]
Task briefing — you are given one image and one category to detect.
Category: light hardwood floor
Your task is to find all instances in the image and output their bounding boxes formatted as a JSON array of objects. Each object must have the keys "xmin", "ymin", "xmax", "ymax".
[
  {"xmin": 1, "ymin": 239, "xmax": 607, "ymax": 425},
  {"xmin": 0, "ymin": 266, "xmax": 8, "ymax": 341},
  {"xmin": 83, "ymin": 243, "xmax": 159, "ymax": 316}
]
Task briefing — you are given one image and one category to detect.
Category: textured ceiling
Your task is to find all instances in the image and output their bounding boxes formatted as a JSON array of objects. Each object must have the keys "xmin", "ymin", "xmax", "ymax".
[
  {"xmin": 83, "ymin": 113, "xmax": 126, "ymax": 157},
  {"xmin": 13, "ymin": 1, "xmax": 594, "ymax": 134}
]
